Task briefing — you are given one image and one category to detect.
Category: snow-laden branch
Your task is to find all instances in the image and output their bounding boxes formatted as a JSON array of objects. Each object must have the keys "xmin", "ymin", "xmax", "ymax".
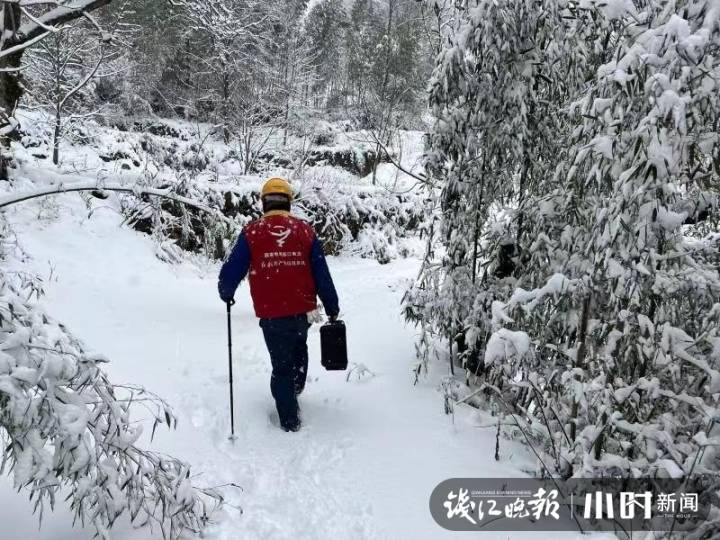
[
  {"xmin": 58, "ymin": 43, "xmax": 104, "ymax": 110},
  {"xmin": 0, "ymin": 181, "xmax": 234, "ymax": 224},
  {"xmin": 367, "ymin": 129, "xmax": 427, "ymax": 184},
  {"xmin": 19, "ymin": 5, "xmax": 62, "ymax": 35},
  {"xmin": 0, "ymin": 0, "xmax": 113, "ymax": 64},
  {"xmin": 16, "ymin": 0, "xmax": 113, "ymax": 43},
  {"xmin": 0, "ymin": 271, "xmax": 223, "ymax": 539},
  {"xmin": 0, "ymin": 30, "xmax": 49, "ymax": 61}
]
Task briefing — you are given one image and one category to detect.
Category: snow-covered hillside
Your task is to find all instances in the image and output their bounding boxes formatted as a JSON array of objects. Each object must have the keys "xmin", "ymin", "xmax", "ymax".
[{"xmin": 8, "ymin": 110, "xmax": 426, "ymax": 266}]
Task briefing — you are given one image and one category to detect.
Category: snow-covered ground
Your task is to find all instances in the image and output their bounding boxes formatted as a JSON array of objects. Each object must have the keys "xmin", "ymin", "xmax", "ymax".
[{"xmin": 1, "ymin": 191, "xmax": 613, "ymax": 539}]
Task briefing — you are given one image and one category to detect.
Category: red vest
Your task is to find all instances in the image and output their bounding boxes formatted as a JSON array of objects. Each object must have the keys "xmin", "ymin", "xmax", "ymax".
[{"xmin": 244, "ymin": 212, "xmax": 318, "ymax": 319}]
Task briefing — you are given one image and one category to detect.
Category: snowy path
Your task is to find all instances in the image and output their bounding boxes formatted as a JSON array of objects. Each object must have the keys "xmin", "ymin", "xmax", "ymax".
[{"xmin": 2, "ymin": 198, "xmax": 608, "ymax": 540}]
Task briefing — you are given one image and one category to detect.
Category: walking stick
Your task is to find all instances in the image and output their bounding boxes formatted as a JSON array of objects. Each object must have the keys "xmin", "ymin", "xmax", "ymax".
[{"xmin": 226, "ymin": 300, "xmax": 236, "ymax": 440}]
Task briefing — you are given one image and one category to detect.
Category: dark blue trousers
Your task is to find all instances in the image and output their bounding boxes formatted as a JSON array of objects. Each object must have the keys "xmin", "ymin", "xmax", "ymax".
[{"xmin": 259, "ymin": 314, "xmax": 310, "ymax": 429}]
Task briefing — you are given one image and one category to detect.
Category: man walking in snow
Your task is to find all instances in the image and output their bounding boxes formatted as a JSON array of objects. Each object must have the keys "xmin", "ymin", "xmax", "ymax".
[{"xmin": 218, "ymin": 177, "xmax": 340, "ymax": 432}]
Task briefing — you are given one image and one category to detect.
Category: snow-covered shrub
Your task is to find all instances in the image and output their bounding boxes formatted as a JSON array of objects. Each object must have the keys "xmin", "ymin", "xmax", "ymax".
[
  {"xmin": 97, "ymin": 133, "xmax": 144, "ymax": 169},
  {"xmin": 293, "ymin": 170, "xmax": 423, "ymax": 261},
  {"xmin": 304, "ymin": 146, "xmax": 383, "ymax": 177},
  {"xmin": 0, "ymin": 218, "xmax": 221, "ymax": 539},
  {"xmin": 354, "ymin": 224, "xmax": 397, "ymax": 264},
  {"xmin": 17, "ymin": 113, "xmax": 54, "ymax": 159},
  {"xmin": 121, "ymin": 166, "xmax": 424, "ymax": 264},
  {"xmin": 311, "ymin": 120, "xmax": 337, "ymax": 146}
]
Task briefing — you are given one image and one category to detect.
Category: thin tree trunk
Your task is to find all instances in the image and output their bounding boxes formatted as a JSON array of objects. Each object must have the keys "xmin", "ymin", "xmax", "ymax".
[
  {"xmin": 53, "ymin": 109, "xmax": 61, "ymax": 165},
  {"xmin": 515, "ymin": 153, "xmax": 532, "ymax": 245},
  {"xmin": 471, "ymin": 158, "xmax": 487, "ymax": 284},
  {"xmin": 282, "ymin": 60, "xmax": 292, "ymax": 147},
  {"xmin": 575, "ymin": 294, "xmax": 591, "ymax": 369},
  {"xmin": 0, "ymin": 182, "xmax": 232, "ymax": 224},
  {"xmin": 282, "ymin": 43, "xmax": 293, "ymax": 147},
  {"xmin": 372, "ymin": 0, "xmax": 395, "ymax": 185},
  {"xmin": 0, "ymin": 5, "xmax": 23, "ymax": 180},
  {"xmin": 283, "ymin": 99, "xmax": 290, "ymax": 147}
]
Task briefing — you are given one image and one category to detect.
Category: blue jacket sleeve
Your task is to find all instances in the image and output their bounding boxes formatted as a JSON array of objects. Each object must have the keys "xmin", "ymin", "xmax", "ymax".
[
  {"xmin": 218, "ymin": 233, "xmax": 250, "ymax": 301},
  {"xmin": 310, "ymin": 237, "xmax": 340, "ymax": 316}
]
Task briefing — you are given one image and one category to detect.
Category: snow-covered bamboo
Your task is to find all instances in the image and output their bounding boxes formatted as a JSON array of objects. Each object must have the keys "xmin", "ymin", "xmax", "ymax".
[{"xmin": 406, "ymin": 0, "xmax": 720, "ymax": 500}]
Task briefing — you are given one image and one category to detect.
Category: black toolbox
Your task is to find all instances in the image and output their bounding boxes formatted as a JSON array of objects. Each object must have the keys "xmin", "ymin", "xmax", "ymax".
[{"xmin": 320, "ymin": 320, "xmax": 348, "ymax": 370}]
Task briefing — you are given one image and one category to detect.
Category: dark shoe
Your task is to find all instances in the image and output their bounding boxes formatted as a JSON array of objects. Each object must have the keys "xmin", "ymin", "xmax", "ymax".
[{"xmin": 282, "ymin": 421, "xmax": 301, "ymax": 432}]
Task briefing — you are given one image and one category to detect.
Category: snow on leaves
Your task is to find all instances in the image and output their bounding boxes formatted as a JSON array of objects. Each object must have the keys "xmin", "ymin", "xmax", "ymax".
[
  {"xmin": 0, "ymin": 254, "xmax": 221, "ymax": 539},
  {"xmin": 407, "ymin": 0, "xmax": 720, "ymax": 513}
]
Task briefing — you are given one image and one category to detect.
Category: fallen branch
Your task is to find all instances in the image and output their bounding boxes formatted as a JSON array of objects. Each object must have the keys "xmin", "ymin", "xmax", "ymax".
[{"xmin": 367, "ymin": 129, "xmax": 427, "ymax": 184}]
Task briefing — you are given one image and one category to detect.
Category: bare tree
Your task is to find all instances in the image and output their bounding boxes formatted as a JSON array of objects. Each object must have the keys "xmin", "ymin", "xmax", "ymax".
[
  {"xmin": 168, "ymin": 0, "xmax": 287, "ymax": 171},
  {"xmin": 26, "ymin": 22, "xmax": 108, "ymax": 164},
  {"xmin": 347, "ymin": 0, "xmax": 426, "ymax": 184},
  {"xmin": 0, "ymin": 0, "xmax": 114, "ymax": 128},
  {"xmin": 0, "ymin": 0, "xmax": 113, "ymax": 176}
]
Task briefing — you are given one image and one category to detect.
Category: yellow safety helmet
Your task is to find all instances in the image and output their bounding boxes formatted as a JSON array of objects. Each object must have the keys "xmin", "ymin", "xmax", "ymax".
[{"xmin": 261, "ymin": 177, "xmax": 293, "ymax": 200}]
